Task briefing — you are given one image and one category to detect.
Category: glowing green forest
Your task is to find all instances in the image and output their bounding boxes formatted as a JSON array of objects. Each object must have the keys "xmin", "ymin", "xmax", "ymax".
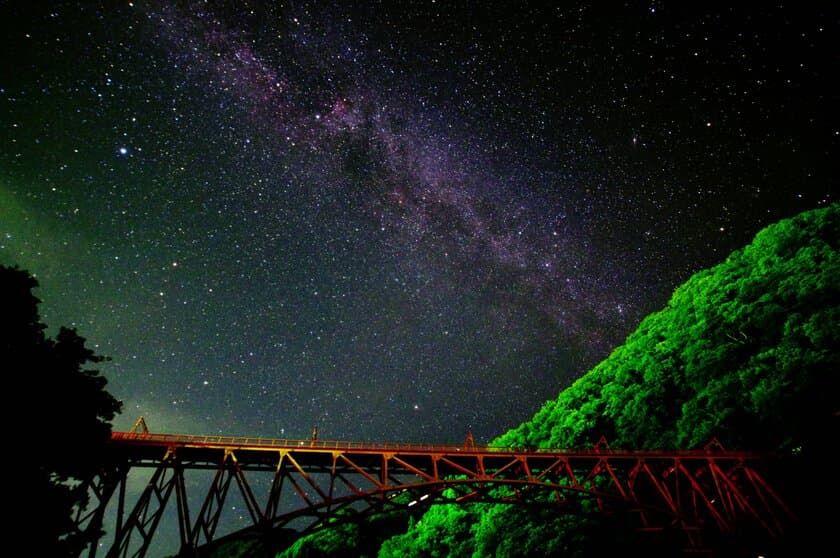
[{"xmin": 187, "ymin": 203, "xmax": 837, "ymax": 556}]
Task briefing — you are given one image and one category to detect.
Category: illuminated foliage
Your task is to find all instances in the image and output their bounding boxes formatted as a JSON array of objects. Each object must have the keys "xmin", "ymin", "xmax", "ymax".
[
  {"xmin": 377, "ymin": 203, "xmax": 839, "ymax": 555},
  {"xmin": 217, "ymin": 204, "xmax": 838, "ymax": 556}
]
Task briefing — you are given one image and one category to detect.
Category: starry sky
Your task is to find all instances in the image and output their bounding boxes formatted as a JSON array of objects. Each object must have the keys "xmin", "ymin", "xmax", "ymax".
[{"xmin": 1, "ymin": 2, "xmax": 835, "ymax": 445}]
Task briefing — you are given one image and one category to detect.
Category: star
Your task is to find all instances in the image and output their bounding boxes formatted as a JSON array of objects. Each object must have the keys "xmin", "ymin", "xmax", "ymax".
[{"xmin": 0, "ymin": 0, "xmax": 832, "ymax": 495}]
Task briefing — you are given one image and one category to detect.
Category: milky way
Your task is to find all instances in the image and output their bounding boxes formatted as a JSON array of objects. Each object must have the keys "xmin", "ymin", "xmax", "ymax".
[
  {"xmin": 0, "ymin": 2, "xmax": 834, "ymax": 449},
  {"xmin": 150, "ymin": 2, "xmax": 646, "ymax": 352}
]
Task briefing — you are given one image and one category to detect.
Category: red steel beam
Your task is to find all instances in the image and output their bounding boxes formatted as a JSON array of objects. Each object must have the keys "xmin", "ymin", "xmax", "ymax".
[{"xmin": 76, "ymin": 431, "xmax": 795, "ymax": 558}]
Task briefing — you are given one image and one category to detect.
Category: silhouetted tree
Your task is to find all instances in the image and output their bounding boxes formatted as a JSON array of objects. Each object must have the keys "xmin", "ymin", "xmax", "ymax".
[{"xmin": 1, "ymin": 265, "xmax": 122, "ymax": 557}]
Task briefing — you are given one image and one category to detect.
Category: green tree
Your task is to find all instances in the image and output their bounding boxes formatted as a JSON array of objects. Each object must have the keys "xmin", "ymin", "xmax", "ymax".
[
  {"xmin": 377, "ymin": 203, "xmax": 838, "ymax": 556},
  {"xmin": 2, "ymin": 265, "xmax": 122, "ymax": 557},
  {"xmin": 198, "ymin": 204, "xmax": 838, "ymax": 556}
]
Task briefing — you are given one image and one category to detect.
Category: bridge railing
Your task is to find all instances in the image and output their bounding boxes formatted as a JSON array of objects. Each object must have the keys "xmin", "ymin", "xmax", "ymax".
[
  {"xmin": 109, "ymin": 431, "xmax": 764, "ymax": 458},
  {"xmin": 111, "ymin": 431, "xmax": 484, "ymax": 452}
]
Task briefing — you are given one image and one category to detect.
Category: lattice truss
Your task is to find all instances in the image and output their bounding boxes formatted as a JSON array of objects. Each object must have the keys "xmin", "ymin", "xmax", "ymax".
[{"xmin": 73, "ymin": 433, "xmax": 795, "ymax": 558}]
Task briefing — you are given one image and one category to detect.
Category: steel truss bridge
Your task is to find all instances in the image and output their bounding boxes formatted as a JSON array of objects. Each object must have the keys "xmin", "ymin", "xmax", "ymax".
[{"xmin": 75, "ymin": 423, "xmax": 795, "ymax": 557}]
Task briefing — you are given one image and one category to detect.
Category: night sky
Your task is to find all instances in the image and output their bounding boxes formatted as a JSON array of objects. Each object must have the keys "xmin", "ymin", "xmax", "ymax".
[{"xmin": 1, "ymin": 2, "xmax": 835, "ymax": 445}]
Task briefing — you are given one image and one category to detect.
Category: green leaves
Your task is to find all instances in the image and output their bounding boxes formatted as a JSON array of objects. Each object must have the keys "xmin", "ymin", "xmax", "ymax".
[
  {"xmin": 210, "ymin": 203, "xmax": 839, "ymax": 557},
  {"xmin": 374, "ymin": 203, "xmax": 839, "ymax": 556}
]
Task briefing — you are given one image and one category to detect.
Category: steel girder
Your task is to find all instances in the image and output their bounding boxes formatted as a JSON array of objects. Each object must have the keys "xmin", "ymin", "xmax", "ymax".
[{"xmin": 76, "ymin": 432, "xmax": 795, "ymax": 557}]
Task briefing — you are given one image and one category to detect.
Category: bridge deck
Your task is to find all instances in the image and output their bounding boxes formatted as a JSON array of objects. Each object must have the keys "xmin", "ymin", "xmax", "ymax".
[{"xmin": 110, "ymin": 431, "xmax": 764, "ymax": 460}]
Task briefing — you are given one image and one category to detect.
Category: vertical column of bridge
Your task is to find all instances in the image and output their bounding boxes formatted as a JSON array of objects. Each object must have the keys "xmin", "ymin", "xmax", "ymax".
[{"xmin": 103, "ymin": 448, "xmax": 190, "ymax": 558}]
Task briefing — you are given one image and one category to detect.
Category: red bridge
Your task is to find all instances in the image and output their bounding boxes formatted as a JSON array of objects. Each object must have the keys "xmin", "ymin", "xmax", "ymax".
[{"xmin": 75, "ymin": 421, "xmax": 795, "ymax": 557}]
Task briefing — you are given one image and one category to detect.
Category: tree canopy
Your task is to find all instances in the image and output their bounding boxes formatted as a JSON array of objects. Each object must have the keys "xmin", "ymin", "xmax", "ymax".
[
  {"xmin": 380, "ymin": 202, "xmax": 839, "ymax": 556},
  {"xmin": 259, "ymin": 203, "xmax": 838, "ymax": 557},
  {"xmin": 2, "ymin": 265, "xmax": 122, "ymax": 556}
]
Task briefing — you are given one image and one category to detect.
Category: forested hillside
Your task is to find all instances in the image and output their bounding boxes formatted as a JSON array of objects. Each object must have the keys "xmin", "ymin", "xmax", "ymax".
[{"xmin": 272, "ymin": 203, "xmax": 838, "ymax": 556}]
